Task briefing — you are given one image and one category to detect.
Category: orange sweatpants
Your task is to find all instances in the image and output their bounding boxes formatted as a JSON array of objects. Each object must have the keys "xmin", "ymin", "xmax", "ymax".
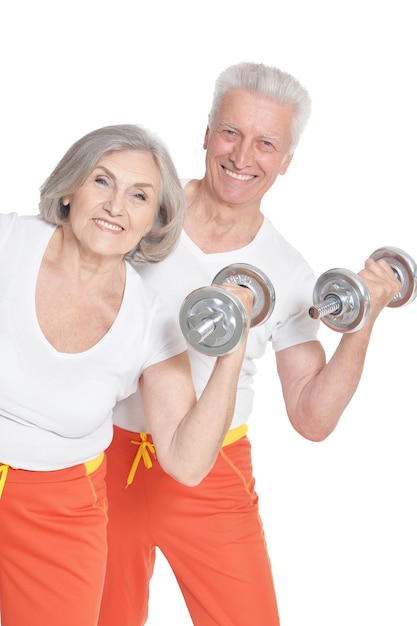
[
  {"xmin": 98, "ymin": 426, "xmax": 280, "ymax": 626},
  {"xmin": 0, "ymin": 455, "xmax": 108, "ymax": 626}
]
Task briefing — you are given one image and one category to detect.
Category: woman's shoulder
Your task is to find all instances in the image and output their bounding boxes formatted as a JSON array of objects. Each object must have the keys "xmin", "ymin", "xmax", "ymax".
[
  {"xmin": 0, "ymin": 213, "xmax": 55, "ymax": 254},
  {"xmin": 0, "ymin": 212, "xmax": 51, "ymax": 230}
]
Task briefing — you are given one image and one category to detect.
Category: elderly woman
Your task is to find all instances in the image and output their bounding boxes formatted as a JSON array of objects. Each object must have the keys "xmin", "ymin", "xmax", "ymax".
[{"xmin": 0, "ymin": 124, "xmax": 252, "ymax": 626}]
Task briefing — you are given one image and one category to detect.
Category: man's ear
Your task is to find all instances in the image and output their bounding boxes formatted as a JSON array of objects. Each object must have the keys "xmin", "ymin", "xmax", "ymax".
[
  {"xmin": 203, "ymin": 125, "xmax": 210, "ymax": 150},
  {"xmin": 279, "ymin": 154, "xmax": 293, "ymax": 175}
]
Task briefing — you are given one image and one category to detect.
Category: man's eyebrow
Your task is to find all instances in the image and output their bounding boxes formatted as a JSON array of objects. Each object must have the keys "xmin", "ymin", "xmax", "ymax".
[
  {"xmin": 260, "ymin": 134, "xmax": 280, "ymax": 141},
  {"xmin": 218, "ymin": 121, "xmax": 240, "ymax": 130},
  {"xmin": 217, "ymin": 122, "xmax": 281, "ymax": 143}
]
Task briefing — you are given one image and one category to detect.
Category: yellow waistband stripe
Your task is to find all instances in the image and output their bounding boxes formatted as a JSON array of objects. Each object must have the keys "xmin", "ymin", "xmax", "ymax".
[
  {"xmin": 0, "ymin": 464, "xmax": 9, "ymax": 499},
  {"xmin": 0, "ymin": 454, "xmax": 104, "ymax": 498},
  {"xmin": 124, "ymin": 424, "xmax": 248, "ymax": 488},
  {"xmin": 84, "ymin": 452, "xmax": 105, "ymax": 476},
  {"xmin": 222, "ymin": 424, "xmax": 248, "ymax": 447}
]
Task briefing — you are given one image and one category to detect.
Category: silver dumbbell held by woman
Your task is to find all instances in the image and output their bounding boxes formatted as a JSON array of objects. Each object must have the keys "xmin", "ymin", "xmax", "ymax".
[
  {"xmin": 179, "ymin": 263, "xmax": 275, "ymax": 356},
  {"xmin": 309, "ymin": 246, "xmax": 417, "ymax": 332}
]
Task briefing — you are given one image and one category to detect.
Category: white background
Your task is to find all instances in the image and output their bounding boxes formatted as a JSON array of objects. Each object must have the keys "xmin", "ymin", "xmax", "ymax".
[{"xmin": 1, "ymin": 1, "xmax": 416, "ymax": 625}]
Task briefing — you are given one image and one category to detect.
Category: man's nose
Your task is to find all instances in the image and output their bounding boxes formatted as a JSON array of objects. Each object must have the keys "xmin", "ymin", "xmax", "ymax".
[{"xmin": 230, "ymin": 139, "xmax": 254, "ymax": 168}]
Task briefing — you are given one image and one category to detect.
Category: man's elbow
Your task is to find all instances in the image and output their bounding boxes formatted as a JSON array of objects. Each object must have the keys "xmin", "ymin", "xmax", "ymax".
[
  {"xmin": 291, "ymin": 417, "xmax": 339, "ymax": 443},
  {"xmin": 161, "ymin": 462, "xmax": 208, "ymax": 488}
]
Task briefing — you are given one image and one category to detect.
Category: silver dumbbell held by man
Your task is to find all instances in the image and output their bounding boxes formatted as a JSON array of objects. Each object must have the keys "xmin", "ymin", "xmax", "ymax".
[
  {"xmin": 179, "ymin": 263, "xmax": 275, "ymax": 356},
  {"xmin": 309, "ymin": 246, "xmax": 417, "ymax": 332}
]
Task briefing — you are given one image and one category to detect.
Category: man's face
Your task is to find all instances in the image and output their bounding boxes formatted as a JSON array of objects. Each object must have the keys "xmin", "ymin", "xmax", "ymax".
[{"xmin": 204, "ymin": 90, "xmax": 294, "ymax": 208}]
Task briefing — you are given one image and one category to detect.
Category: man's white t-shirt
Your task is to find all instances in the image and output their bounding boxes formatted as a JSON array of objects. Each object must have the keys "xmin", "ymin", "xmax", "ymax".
[{"xmin": 113, "ymin": 215, "xmax": 319, "ymax": 433}]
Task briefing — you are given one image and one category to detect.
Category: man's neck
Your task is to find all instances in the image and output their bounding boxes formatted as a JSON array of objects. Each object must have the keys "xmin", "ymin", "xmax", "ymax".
[{"xmin": 183, "ymin": 178, "xmax": 264, "ymax": 253}]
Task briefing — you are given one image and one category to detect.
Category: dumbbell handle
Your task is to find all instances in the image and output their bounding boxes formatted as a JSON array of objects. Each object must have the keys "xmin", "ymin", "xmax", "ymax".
[
  {"xmin": 309, "ymin": 296, "xmax": 343, "ymax": 320},
  {"xmin": 187, "ymin": 310, "xmax": 225, "ymax": 344}
]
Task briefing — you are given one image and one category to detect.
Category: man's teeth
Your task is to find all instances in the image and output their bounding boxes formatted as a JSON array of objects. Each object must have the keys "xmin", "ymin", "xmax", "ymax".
[
  {"xmin": 224, "ymin": 169, "xmax": 254, "ymax": 181},
  {"xmin": 94, "ymin": 219, "xmax": 123, "ymax": 231}
]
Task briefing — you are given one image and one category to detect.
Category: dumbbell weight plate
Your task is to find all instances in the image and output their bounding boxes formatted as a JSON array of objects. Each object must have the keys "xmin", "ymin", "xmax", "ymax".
[
  {"xmin": 212, "ymin": 263, "xmax": 276, "ymax": 327},
  {"xmin": 312, "ymin": 268, "xmax": 371, "ymax": 332},
  {"xmin": 370, "ymin": 246, "xmax": 417, "ymax": 308},
  {"xmin": 179, "ymin": 286, "xmax": 249, "ymax": 357}
]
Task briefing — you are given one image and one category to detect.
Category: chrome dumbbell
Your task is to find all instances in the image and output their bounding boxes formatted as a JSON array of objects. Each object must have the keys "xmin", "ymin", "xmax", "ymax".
[
  {"xmin": 309, "ymin": 246, "xmax": 417, "ymax": 332},
  {"xmin": 179, "ymin": 263, "xmax": 275, "ymax": 356}
]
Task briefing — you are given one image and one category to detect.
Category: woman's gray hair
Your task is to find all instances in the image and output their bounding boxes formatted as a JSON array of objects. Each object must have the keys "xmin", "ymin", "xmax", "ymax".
[
  {"xmin": 39, "ymin": 124, "xmax": 185, "ymax": 265},
  {"xmin": 208, "ymin": 62, "xmax": 312, "ymax": 154}
]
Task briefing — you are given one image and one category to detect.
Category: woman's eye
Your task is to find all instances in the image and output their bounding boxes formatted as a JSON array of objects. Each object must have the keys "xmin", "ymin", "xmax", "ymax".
[
  {"xmin": 134, "ymin": 192, "xmax": 147, "ymax": 201},
  {"xmin": 95, "ymin": 176, "xmax": 108, "ymax": 186}
]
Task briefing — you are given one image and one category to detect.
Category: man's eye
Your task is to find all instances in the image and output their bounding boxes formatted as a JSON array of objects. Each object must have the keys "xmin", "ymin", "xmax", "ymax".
[{"xmin": 259, "ymin": 140, "xmax": 276, "ymax": 151}]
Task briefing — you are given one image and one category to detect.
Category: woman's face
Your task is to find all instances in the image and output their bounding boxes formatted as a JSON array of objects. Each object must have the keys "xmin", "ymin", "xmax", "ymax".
[{"xmin": 63, "ymin": 150, "xmax": 160, "ymax": 258}]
